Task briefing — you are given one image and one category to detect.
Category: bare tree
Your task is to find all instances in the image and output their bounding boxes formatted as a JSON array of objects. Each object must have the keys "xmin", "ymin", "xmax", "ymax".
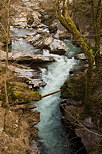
[
  {"xmin": 0, "ymin": 0, "xmax": 12, "ymax": 107},
  {"xmin": 56, "ymin": 0, "xmax": 102, "ymax": 111}
]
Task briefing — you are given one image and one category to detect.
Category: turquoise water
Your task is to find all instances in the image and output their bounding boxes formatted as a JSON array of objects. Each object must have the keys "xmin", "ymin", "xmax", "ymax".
[{"xmin": 35, "ymin": 50, "xmax": 79, "ymax": 154}]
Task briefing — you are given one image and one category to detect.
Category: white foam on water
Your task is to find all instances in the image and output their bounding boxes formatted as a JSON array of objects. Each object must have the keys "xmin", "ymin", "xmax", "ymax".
[{"xmin": 35, "ymin": 50, "xmax": 78, "ymax": 154}]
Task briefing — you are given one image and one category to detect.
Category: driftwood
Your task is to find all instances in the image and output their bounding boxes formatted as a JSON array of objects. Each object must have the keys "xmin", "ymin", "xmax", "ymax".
[{"xmin": 41, "ymin": 90, "xmax": 61, "ymax": 98}]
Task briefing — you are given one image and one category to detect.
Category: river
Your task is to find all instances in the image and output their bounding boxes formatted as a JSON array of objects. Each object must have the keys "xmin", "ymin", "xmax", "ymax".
[
  {"xmin": 35, "ymin": 50, "xmax": 80, "ymax": 154},
  {"xmin": 11, "ymin": 26, "xmax": 84, "ymax": 154}
]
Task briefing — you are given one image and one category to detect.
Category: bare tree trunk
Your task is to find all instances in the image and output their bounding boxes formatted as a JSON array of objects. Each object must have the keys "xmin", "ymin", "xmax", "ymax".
[
  {"xmin": 91, "ymin": 0, "xmax": 101, "ymax": 66},
  {"xmin": 4, "ymin": 0, "xmax": 11, "ymax": 107},
  {"xmin": 56, "ymin": 0, "xmax": 95, "ymax": 111}
]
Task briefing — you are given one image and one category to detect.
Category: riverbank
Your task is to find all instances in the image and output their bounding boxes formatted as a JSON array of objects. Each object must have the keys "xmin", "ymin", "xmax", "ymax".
[
  {"xmin": 60, "ymin": 60, "xmax": 102, "ymax": 154},
  {"xmin": 0, "ymin": 65, "xmax": 41, "ymax": 154}
]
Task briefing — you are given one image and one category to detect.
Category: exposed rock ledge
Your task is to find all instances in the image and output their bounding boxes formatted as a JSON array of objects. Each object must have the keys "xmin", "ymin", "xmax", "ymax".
[
  {"xmin": 0, "ymin": 50, "xmax": 55, "ymax": 63},
  {"xmin": 0, "ymin": 67, "xmax": 41, "ymax": 154},
  {"xmin": 8, "ymin": 63, "xmax": 46, "ymax": 89}
]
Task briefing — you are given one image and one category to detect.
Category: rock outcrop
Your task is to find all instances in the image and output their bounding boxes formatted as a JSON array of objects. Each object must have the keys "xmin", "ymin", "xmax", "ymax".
[
  {"xmin": 0, "ymin": 66, "xmax": 41, "ymax": 154},
  {"xmin": 61, "ymin": 64, "xmax": 102, "ymax": 154},
  {"xmin": 12, "ymin": 1, "xmax": 41, "ymax": 28},
  {"xmin": 26, "ymin": 32, "xmax": 67, "ymax": 55},
  {"xmin": 0, "ymin": 50, "xmax": 55, "ymax": 63}
]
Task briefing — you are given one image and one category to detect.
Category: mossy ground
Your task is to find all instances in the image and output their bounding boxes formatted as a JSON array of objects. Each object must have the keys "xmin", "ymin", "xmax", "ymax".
[
  {"xmin": 0, "ymin": 65, "xmax": 41, "ymax": 106},
  {"xmin": 0, "ymin": 64, "xmax": 41, "ymax": 154}
]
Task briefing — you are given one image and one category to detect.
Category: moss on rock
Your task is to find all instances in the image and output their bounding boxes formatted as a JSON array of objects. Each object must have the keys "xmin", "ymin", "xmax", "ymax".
[
  {"xmin": 1, "ymin": 81, "xmax": 41, "ymax": 106},
  {"xmin": 61, "ymin": 71, "xmax": 85, "ymax": 102}
]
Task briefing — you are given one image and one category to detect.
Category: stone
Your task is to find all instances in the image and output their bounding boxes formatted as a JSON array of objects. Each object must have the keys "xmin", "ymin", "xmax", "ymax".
[
  {"xmin": 75, "ymin": 53, "xmax": 86, "ymax": 60},
  {"xmin": 27, "ymin": 34, "xmax": 41, "ymax": 44},
  {"xmin": 26, "ymin": 28, "xmax": 66, "ymax": 55},
  {"xmin": 49, "ymin": 39, "xmax": 66, "ymax": 55},
  {"xmin": 0, "ymin": 50, "xmax": 55, "ymax": 63},
  {"xmin": 8, "ymin": 64, "xmax": 46, "ymax": 89},
  {"xmin": 44, "ymin": 36, "xmax": 53, "ymax": 46},
  {"xmin": 27, "ymin": 79, "xmax": 46, "ymax": 88}
]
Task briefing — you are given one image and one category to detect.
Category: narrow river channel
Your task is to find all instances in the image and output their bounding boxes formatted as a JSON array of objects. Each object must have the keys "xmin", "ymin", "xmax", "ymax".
[
  {"xmin": 35, "ymin": 50, "xmax": 79, "ymax": 154},
  {"xmin": 11, "ymin": 26, "xmax": 82, "ymax": 154}
]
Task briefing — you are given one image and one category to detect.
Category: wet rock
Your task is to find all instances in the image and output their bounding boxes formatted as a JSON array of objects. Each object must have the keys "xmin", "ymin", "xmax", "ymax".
[
  {"xmin": 27, "ymin": 33, "xmax": 67, "ymax": 55},
  {"xmin": 27, "ymin": 34, "xmax": 41, "ymax": 44},
  {"xmin": 75, "ymin": 53, "xmax": 86, "ymax": 60},
  {"xmin": 8, "ymin": 64, "xmax": 46, "ymax": 89},
  {"xmin": 30, "ymin": 140, "xmax": 40, "ymax": 154},
  {"xmin": 27, "ymin": 79, "xmax": 46, "ymax": 89},
  {"xmin": 0, "ymin": 50, "xmax": 55, "ymax": 63},
  {"xmin": 76, "ymin": 127, "xmax": 102, "ymax": 154},
  {"xmin": 29, "ymin": 34, "xmax": 53, "ymax": 49},
  {"xmin": 49, "ymin": 39, "xmax": 66, "ymax": 55},
  {"xmin": 37, "ymin": 27, "xmax": 49, "ymax": 34}
]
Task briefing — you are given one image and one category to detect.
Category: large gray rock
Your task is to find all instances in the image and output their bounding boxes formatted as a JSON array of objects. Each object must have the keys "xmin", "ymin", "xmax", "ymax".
[
  {"xmin": 8, "ymin": 64, "xmax": 46, "ymax": 89},
  {"xmin": 0, "ymin": 50, "xmax": 55, "ymax": 63},
  {"xmin": 27, "ymin": 33, "xmax": 67, "ymax": 55},
  {"xmin": 49, "ymin": 39, "xmax": 66, "ymax": 55}
]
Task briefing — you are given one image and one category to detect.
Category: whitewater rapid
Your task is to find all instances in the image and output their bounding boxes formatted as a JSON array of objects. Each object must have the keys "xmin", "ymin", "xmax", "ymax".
[{"xmin": 35, "ymin": 50, "xmax": 78, "ymax": 154}]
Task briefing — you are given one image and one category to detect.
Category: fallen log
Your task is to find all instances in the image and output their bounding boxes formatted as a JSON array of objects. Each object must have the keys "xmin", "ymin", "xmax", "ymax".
[{"xmin": 41, "ymin": 90, "xmax": 61, "ymax": 98}]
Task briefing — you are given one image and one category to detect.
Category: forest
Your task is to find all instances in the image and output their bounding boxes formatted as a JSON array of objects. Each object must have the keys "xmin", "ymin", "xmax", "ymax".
[{"xmin": 0, "ymin": 0, "xmax": 102, "ymax": 154}]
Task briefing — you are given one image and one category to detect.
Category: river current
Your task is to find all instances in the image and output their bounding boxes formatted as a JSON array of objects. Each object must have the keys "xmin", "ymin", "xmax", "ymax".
[
  {"xmin": 11, "ymin": 26, "xmax": 81, "ymax": 154},
  {"xmin": 35, "ymin": 50, "xmax": 79, "ymax": 154}
]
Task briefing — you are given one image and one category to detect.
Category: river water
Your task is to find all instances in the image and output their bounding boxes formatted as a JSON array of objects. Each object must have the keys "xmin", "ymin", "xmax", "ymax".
[
  {"xmin": 11, "ymin": 26, "xmax": 83, "ymax": 154},
  {"xmin": 35, "ymin": 50, "xmax": 79, "ymax": 154}
]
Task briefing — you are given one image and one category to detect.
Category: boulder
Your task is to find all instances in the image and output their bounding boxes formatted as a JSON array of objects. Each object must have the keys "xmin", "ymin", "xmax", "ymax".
[
  {"xmin": 27, "ymin": 34, "xmax": 41, "ymax": 44},
  {"xmin": 27, "ymin": 33, "xmax": 67, "ymax": 55},
  {"xmin": 28, "ymin": 34, "xmax": 52, "ymax": 49},
  {"xmin": 49, "ymin": 39, "xmax": 66, "ymax": 55},
  {"xmin": 8, "ymin": 64, "xmax": 46, "ymax": 89},
  {"xmin": 75, "ymin": 53, "xmax": 86, "ymax": 60}
]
